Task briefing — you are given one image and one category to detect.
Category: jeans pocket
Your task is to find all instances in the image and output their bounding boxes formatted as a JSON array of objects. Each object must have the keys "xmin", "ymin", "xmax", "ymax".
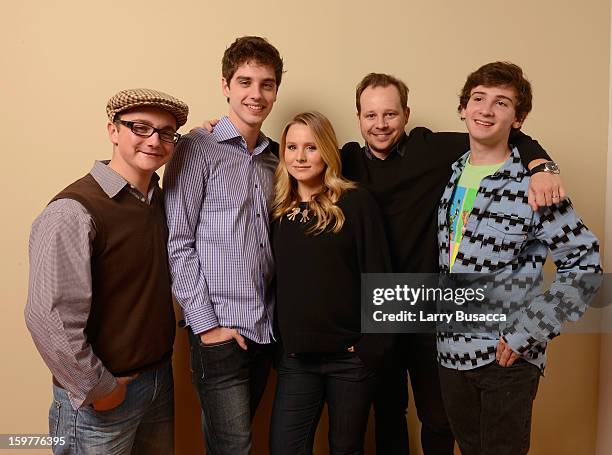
[
  {"xmin": 340, "ymin": 352, "xmax": 377, "ymax": 381},
  {"xmin": 90, "ymin": 393, "xmax": 127, "ymax": 416},
  {"xmin": 89, "ymin": 379, "xmax": 135, "ymax": 417},
  {"xmin": 198, "ymin": 338, "xmax": 237, "ymax": 348},
  {"xmin": 49, "ymin": 399, "xmax": 61, "ymax": 438},
  {"xmin": 190, "ymin": 340, "xmax": 206, "ymax": 381},
  {"xmin": 200, "ymin": 341, "xmax": 247, "ymax": 384}
]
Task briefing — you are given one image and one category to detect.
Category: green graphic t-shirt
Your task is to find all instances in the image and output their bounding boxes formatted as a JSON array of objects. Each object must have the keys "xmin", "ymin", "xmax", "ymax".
[{"xmin": 448, "ymin": 158, "xmax": 504, "ymax": 270}]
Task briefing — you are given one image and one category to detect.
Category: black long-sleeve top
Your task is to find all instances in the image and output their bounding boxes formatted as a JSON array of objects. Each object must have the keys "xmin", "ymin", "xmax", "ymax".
[
  {"xmin": 341, "ymin": 128, "xmax": 551, "ymax": 274},
  {"xmin": 272, "ymin": 187, "xmax": 393, "ymax": 369}
]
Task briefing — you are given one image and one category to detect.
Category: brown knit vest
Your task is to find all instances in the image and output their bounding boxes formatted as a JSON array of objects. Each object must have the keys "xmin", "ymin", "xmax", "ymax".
[{"xmin": 51, "ymin": 174, "xmax": 175, "ymax": 375}]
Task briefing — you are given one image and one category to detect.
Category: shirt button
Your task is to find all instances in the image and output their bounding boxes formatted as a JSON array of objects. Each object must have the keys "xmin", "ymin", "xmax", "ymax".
[
  {"xmin": 256, "ymin": 213, "xmax": 261, "ymax": 218},
  {"xmin": 260, "ymin": 243, "xmax": 264, "ymax": 248},
  {"xmin": 505, "ymin": 227, "xmax": 509, "ymax": 231},
  {"xmin": 255, "ymin": 184, "xmax": 258, "ymax": 188}
]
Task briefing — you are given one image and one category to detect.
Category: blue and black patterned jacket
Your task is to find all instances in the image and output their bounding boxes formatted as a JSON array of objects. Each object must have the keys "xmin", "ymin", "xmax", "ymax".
[{"xmin": 436, "ymin": 147, "xmax": 601, "ymax": 372}]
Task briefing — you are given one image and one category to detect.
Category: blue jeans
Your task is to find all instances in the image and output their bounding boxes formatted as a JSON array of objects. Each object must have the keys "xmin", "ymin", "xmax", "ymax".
[
  {"xmin": 269, "ymin": 352, "xmax": 378, "ymax": 455},
  {"xmin": 188, "ymin": 330, "xmax": 273, "ymax": 455},
  {"xmin": 438, "ymin": 360, "xmax": 541, "ymax": 455},
  {"xmin": 49, "ymin": 360, "xmax": 174, "ymax": 455}
]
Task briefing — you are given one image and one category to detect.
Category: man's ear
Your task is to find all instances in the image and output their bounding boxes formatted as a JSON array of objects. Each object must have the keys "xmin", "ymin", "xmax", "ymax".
[
  {"xmin": 221, "ymin": 77, "xmax": 230, "ymax": 98},
  {"xmin": 512, "ymin": 115, "xmax": 525, "ymax": 130},
  {"xmin": 404, "ymin": 106, "xmax": 411, "ymax": 124},
  {"xmin": 107, "ymin": 121, "xmax": 119, "ymax": 146}
]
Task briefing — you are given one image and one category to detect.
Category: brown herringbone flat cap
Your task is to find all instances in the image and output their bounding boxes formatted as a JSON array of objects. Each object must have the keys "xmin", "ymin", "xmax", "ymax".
[{"xmin": 106, "ymin": 88, "xmax": 189, "ymax": 127}]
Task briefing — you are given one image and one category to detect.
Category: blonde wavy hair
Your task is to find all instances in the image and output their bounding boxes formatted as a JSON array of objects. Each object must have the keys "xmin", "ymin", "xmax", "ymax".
[{"xmin": 272, "ymin": 111, "xmax": 356, "ymax": 235}]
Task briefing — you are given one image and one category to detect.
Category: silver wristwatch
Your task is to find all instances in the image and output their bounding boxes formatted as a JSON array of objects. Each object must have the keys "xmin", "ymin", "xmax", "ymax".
[{"xmin": 530, "ymin": 161, "xmax": 560, "ymax": 175}]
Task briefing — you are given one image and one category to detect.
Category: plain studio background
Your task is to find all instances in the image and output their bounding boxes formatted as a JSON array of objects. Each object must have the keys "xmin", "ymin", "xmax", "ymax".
[{"xmin": 1, "ymin": 1, "xmax": 611, "ymax": 453}]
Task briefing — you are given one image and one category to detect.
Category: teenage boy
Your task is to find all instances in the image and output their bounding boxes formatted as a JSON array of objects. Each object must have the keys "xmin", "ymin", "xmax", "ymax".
[
  {"xmin": 340, "ymin": 73, "xmax": 562, "ymax": 455},
  {"xmin": 436, "ymin": 61, "xmax": 601, "ymax": 455},
  {"xmin": 25, "ymin": 88, "xmax": 188, "ymax": 454},
  {"xmin": 163, "ymin": 36, "xmax": 283, "ymax": 454}
]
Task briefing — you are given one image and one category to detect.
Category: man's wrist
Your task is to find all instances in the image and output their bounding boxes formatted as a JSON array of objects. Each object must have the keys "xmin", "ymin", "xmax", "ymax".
[
  {"xmin": 198, "ymin": 326, "xmax": 220, "ymax": 337},
  {"xmin": 529, "ymin": 160, "xmax": 560, "ymax": 174},
  {"xmin": 185, "ymin": 308, "xmax": 220, "ymax": 335},
  {"xmin": 85, "ymin": 369, "xmax": 118, "ymax": 406}
]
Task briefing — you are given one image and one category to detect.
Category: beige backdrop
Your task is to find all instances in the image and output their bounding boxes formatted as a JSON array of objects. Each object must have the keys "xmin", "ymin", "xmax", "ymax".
[{"xmin": 1, "ymin": 1, "xmax": 610, "ymax": 454}]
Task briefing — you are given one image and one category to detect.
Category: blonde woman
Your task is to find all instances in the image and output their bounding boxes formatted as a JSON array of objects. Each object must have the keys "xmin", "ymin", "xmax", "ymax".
[{"xmin": 269, "ymin": 112, "xmax": 392, "ymax": 455}]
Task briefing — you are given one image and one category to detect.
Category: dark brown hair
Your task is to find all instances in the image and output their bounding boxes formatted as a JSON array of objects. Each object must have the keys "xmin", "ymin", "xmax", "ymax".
[
  {"xmin": 355, "ymin": 73, "xmax": 409, "ymax": 114},
  {"xmin": 222, "ymin": 36, "xmax": 284, "ymax": 88},
  {"xmin": 459, "ymin": 62, "xmax": 532, "ymax": 124}
]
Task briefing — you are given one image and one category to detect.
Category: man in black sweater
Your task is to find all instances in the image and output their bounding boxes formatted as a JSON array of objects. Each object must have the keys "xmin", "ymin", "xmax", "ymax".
[{"xmin": 340, "ymin": 73, "xmax": 561, "ymax": 455}]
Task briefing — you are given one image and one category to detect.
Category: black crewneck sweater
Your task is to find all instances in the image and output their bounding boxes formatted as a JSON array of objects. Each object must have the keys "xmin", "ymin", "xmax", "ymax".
[{"xmin": 272, "ymin": 187, "xmax": 393, "ymax": 369}]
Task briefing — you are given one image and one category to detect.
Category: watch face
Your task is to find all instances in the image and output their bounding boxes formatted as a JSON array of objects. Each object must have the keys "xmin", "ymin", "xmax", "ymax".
[{"xmin": 545, "ymin": 162, "xmax": 560, "ymax": 173}]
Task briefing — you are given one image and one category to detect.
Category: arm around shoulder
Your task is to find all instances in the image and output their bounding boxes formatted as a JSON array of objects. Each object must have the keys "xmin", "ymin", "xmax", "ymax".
[
  {"xmin": 412, "ymin": 126, "xmax": 470, "ymax": 163},
  {"xmin": 512, "ymin": 131, "xmax": 567, "ymax": 210},
  {"xmin": 511, "ymin": 130, "xmax": 551, "ymax": 164}
]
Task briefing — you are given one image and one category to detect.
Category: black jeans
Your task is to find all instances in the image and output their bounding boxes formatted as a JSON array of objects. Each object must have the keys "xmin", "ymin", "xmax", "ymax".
[
  {"xmin": 188, "ymin": 329, "xmax": 273, "ymax": 455},
  {"xmin": 438, "ymin": 360, "xmax": 541, "ymax": 455},
  {"xmin": 269, "ymin": 352, "xmax": 378, "ymax": 455},
  {"xmin": 374, "ymin": 333, "xmax": 454, "ymax": 454}
]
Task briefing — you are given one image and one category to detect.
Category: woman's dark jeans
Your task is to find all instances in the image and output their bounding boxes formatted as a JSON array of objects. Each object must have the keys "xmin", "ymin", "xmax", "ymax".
[{"xmin": 270, "ymin": 352, "xmax": 378, "ymax": 455}]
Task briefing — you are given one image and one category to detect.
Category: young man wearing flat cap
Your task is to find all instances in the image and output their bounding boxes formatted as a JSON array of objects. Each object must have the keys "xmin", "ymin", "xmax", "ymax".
[{"xmin": 25, "ymin": 88, "xmax": 188, "ymax": 454}]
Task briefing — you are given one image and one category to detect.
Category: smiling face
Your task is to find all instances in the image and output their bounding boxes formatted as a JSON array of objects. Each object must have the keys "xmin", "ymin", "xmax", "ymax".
[
  {"xmin": 357, "ymin": 85, "xmax": 409, "ymax": 159},
  {"xmin": 222, "ymin": 61, "xmax": 277, "ymax": 135},
  {"xmin": 461, "ymin": 84, "xmax": 523, "ymax": 149},
  {"xmin": 284, "ymin": 123, "xmax": 326, "ymax": 199},
  {"xmin": 107, "ymin": 106, "xmax": 177, "ymax": 184}
]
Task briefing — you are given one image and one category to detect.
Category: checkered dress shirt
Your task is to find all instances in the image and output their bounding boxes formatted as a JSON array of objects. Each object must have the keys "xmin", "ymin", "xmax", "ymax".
[{"xmin": 163, "ymin": 117, "xmax": 277, "ymax": 342}]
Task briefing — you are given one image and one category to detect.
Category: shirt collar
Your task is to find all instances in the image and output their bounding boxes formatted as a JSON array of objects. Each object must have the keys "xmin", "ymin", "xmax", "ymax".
[
  {"xmin": 213, "ymin": 116, "xmax": 270, "ymax": 156},
  {"xmin": 451, "ymin": 146, "xmax": 526, "ymax": 180},
  {"xmin": 363, "ymin": 132, "xmax": 408, "ymax": 160},
  {"xmin": 90, "ymin": 160, "xmax": 159, "ymax": 199}
]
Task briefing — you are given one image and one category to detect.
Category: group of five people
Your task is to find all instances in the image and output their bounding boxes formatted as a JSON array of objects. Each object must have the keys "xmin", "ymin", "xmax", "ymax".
[{"xmin": 26, "ymin": 35, "xmax": 600, "ymax": 455}]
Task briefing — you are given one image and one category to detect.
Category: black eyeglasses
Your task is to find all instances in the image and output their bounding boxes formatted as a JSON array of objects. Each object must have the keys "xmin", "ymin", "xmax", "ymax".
[{"xmin": 117, "ymin": 120, "xmax": 181, "ymax": 144}]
